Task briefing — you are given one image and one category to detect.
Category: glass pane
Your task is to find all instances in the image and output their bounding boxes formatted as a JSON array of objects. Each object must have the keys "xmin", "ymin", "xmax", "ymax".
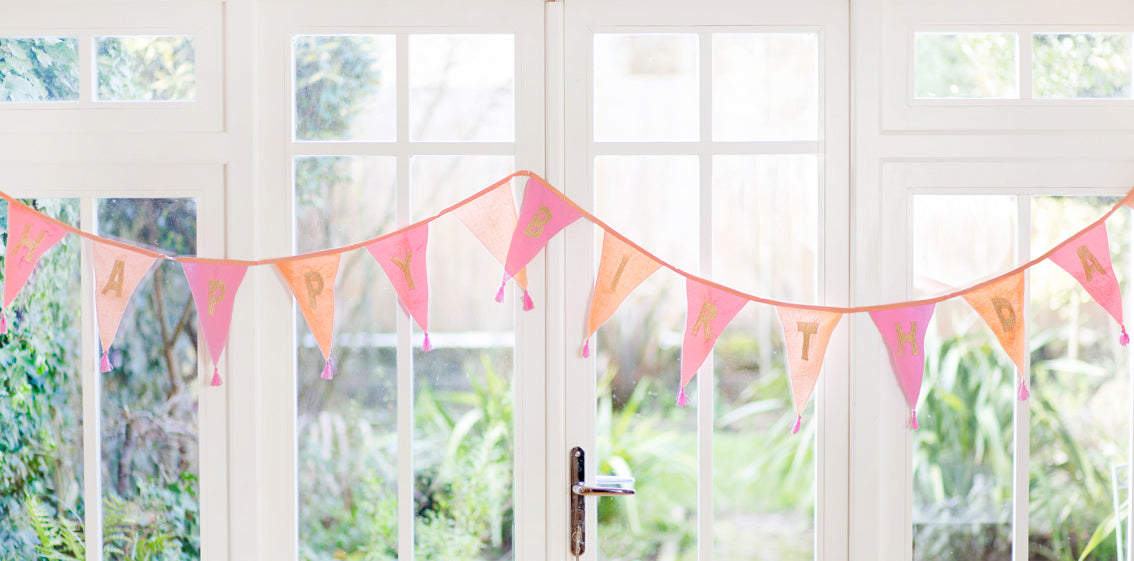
[
  {"xmin": 911, "ymin": 195, "xmax": 1017, "ymax": 561},
  {"xmin": 594, "ymin": 34, "xmax": 699, "ymax": 142},
  {"xmin": 295, "ymin": 35, "xmax": 396, "ymax": 142},
  {"xmin": 0, "ymin": 37, "xmax": 79, "ymax": 102},
  {"xmin": 294, "ymin": 156, "xmax": 399, "ymax": 561},
  {"xmin": 1033, "ymin": 33, "xmax": 1133, "ymax": 99},
  {"xmin": 594, "ymin": 155, "xmax": 698, "ymax": 560},
  {"xmin": 712, "ymin": 34, "xmax": 819, "ymax": 142},
  {"xmin": 97, "ymin": 198, "xmax": 199, "ymax": 559},
  {"xmin": 1029, "ymin": 196, "xmax": 1131, "ymax": 561},
  {"xmin": 914, "ymin": 33, "xmax": 1018, "ymax": 99},
  {"xmin": 0, "ymin": 199, "xmax": 83, "ymax": 559},
  {"xmin": 96, "ymin": 36, "xmax": 196, "ymax": 101},
  {"xmin": 410, "ymin": 34, "xmax": 515, "ymax": 142},
  {"xmin": 411, "ymin": 159, "xmax": 517, "ymax": 560}
]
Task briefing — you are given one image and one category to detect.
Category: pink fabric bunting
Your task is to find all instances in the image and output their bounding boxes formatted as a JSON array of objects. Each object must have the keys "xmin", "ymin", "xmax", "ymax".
[
  {"xmin": 678, "ymin": 278, "xmax": 748, "ymax": 406},
  {"xmin": 92, "ymin": 241, "xmax": 158, "ymax": 372},
  {"xmin": 3, "ymin": 202, "xmax": 69, "ymax": 333},
  {"xmin": 775, "ymin": 307, "xmax": 843, "ymax": 433},
  {"xmin": 870, "ymin": 303, "xmax": 936, "ymax": 430},
  {"xmin": 1049, "ymin": 222, "xmax": 1127, "ymax": 344},
  {"xmin": 366, "ymin": 223, "xmax": 431, "ymax": 351},
  {"xmin": 501, "ymin": 178, "xmax": 583, "ymax": 309},
  {"xmin": 182, "ymin": 261, "xmax": 248, "ymax": 386}
]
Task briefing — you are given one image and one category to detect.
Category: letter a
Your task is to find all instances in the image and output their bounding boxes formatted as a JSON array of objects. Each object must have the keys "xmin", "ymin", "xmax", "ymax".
[
  {"xmin": 100, "ymin": 260, "xmax": 126, "ymax": 297},
  {"xmin": 1076, "ymin": 245, "xmax": 1107, "ymax": 283}
]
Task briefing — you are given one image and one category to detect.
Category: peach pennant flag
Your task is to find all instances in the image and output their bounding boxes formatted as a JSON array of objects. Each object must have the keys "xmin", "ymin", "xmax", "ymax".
[
  {"xmin": 582, "ymin": 231, "xmax": 662, "ymax": 357},
  {"xmin": 366, "ymin": 223, "xmax": 432, "ymax": 351},
  {"xmin": 182, "ymin": 261, "xmax": 248, "ymax": 386},
  {"xmin": 92, "ymin": 240, "xmax": 158, "ymax": 372},
  {"xmin": 276, "ymin": 253, "xmax": 341, "ymax": 379},
  {"xmin": 869, "ymin": 302, "xmax": 935, "ymax": 430},
  {"xmin": 775, "ymin": 306, "xmax": 842, "ymax": 433},
  {"xmin": 2, "ymin": 202, "xmax": 69, "ymax": 333},
  {"xmin": 962, "ymin": 271, "xmax": 1029, "ymax": 400},
  {"xmin": 1048, "ymin": 222, "xmax": 1127, "ymax": 345},
  {"xmin": 452, "ymin": 180, "xmax": 529, "ymax": 304},
  {"xmin": 501, "ymin": 178, "xmax": 583, "ymax": 311},
  {"xmin": 678, "ymin": 278, "xmax": 748, "ymax": 406}
]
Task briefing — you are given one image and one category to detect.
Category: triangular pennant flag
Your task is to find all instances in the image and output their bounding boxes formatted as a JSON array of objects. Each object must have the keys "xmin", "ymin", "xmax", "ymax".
[
  {"xmin": 366, "ymin": 223, "xmax": 432, "ymax": 351},
  {"xmin": 276, "ymin": 254, "xmax": 340, "ymax": 379},
  {"xmin": 962, "ymin": 271, "xmax": 1029, "ymax": 399},
  {"xmin": 2, "ymin": 202, "xmax": 69, "ymax": 333},
  {"xmin": 182, "ymin": 261, "xmax": 248, "ymax": 386},
  {"xmin": 1049, "ymin": 222, "xmax": 1127, "ymax": 345},
  {"xmin": 453, "ymin": 181, "xmax": 529, "ymax": 302},
  {"xmin": 582, "ymin": 232, "xmax": 662, "ymax": 357},
  {"xmin": 501, "ymin": 177, "xmax": 583, "ymax": 310},
  {"xmin": 92, "ymin": 241, "xmax": 158, "ymax": 372},
  {"xmin": 678, "ymin": 278, "xmax": 748, "ymax": 406},
  {"xmin": 870, "ymin": 303, "xmax": 935, "ymax": 430},
  {"xmin": 775, "ymin": 306, "xmax": 842, "ymax": 433}
]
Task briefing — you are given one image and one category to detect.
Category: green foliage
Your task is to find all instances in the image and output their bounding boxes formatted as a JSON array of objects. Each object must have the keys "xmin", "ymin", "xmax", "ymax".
[
  {"xmin": 294, "ymin": 35, "xmax": 384, "ymax": 140},
  {"xmin": 0, "ymin": 37, "xmax": 79, "ymax": 102},
  {"xmin": 21, "ymin": 493, "xmax": 84, "ymax": 560},
  {"xmin": 96, "ymin": 37, "xmax": 196, "ymax": 101},
  {"xmin": 1033, "ymin": 34, "xmax": 1132, "ymax": 98},
  {"xmin": 915, "ymin": 34, "xmax": 1018, "ymax": 98}
]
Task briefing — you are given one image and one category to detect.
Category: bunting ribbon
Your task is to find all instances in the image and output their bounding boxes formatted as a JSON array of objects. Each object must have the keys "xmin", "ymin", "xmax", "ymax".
[
  {"xmin": 677, "ymin": 278, "xmax": 748, "ymax": 406},
  {"xmin": 2, "ymin": 202, "xmax": 69, "ymax": 333},
  {"xmin": 582, "ymin": 231, "xmax": 662, "ymax": 357},
  {"xmin": 182, "ymin": 260, "xmax": 248, "ymax": 386},
  {"xmin": 776, "ymin": 307, "xmax": 842, "ymax": 433},
  {"xmin": 870, "ymin": 303, "xmax": 936, "ymax": 430},
  {"xmin": 366, "ymin": 223, "xmax": 432, "ymax": 351},
  {"xmin": 276, "ymin": 254, "xmax": 340, "ymax": 380}
]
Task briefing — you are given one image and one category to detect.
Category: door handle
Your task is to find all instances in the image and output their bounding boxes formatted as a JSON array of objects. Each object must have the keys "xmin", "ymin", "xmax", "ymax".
[{"xmin": 570, "ymin": 447, "xmax": 635, "ymax": 556}]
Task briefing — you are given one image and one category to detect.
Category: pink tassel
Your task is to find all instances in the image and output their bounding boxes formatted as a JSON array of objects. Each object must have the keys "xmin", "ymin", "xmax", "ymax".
[
  {"xmin": 910, "ymin": 410, "xmax": 920, "ymax": 430},
  {"xmin": 321, "ymin": 358, "xmax": 335, "ymax": 380},
  {"xmin": 495, "ymin": 282, "xmax": 506, "ymax": 303},
  {"xmin": 1121, "ymin": 325, "xmax": 1129, "ymax": 346},
  {"xmin": 99, "ymin": 351, "xmax": 112, "ymax": 373},
  {"xmin": 422, "ymin": 332, "xmax": 433, "ymax": 352},
  {"xmin": 676, "ymin": 387, "xmax": 689, "ymax": 406},
  {"xmin": 791, "ymin": 415, "xmax": 802, "ymax": 434},
  {"xmin": 522, "ymin": 290, "xmax": 534, "ymax": 311},
  {"xmin": 0, "ymin": 309, "xmax": 7, "ymax": 335},
  {"xmin": 1018, "ymin": 379, "xmax": 1030, "ymax": 401},
  {"xmin": 210, "ymin": 367, "xmax": 222, "ymax": 387},
  {"xmin": 583, "ymin": 339, "xmax": 590, "ymax": 358}
]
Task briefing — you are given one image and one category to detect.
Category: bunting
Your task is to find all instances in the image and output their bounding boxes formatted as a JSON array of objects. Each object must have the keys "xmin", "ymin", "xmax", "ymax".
[
  {"xmin": 870, "ymin": 303, "xmax": 935, "ymax": 430},
  {"xmin": 276, "ymin": 254, "xmax": 340, "ymax": 379},
  {"xmin": 2, "ymin": 202, "xmax": 69, "ymax": 333},
  {"xmin": 366, "ymin": 223, "xmax": 432, "ymax": 351},
  {"xmin": 453, "ymin": 180, "xmax": 530, "ymax": 304},
  {"xmin": 582, "ymin": 231, "xmax": 662, "ymax": 357},
  {"xmin": 183, "ymin": 261, "xmax": 248, "ymax": 386},
  {"xmin": 962, "ymin": 271, "xmax": 1029, "ymax": 399},
  {"xmin": 1048, "ymin": 222, "xmax": 1127, "ymax": 345},
  {"xmin": 92, "ymin": 240, "xmax": 158, "ymax": 372},
  {"xmin": 501, "ymin": 177, "xmax": 583, "ymax": 310},
  {"xmin": 678, "ymin": 278, "xmax": 748, "ymax": 406},
  {"xmin": 775, "ymin": 307, "xmax": 842, "ymax": 433}
]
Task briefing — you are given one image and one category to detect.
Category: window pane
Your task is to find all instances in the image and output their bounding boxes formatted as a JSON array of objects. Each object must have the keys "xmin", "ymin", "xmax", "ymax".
[
  {"xmin": 1029, "ymin": 196, "xmax": 1131, "ymax": 561},
  {"xmin": 295, "ymin": 35, "xmax": 396, "ymax": 142},
  {"xmin": 411, "ymin": 159, "xmax": 517, "ymax": 560},
  {"xmin": 293, "ymin": 155, "xmax": 399, "ymax": 561},
  {"xmin": 713, "ymin": 34, "xmax": 819, "ymax": 142},
  {"xmin": 594, "ymin": 34, "xmax": 699, "ymax": 142},
  {"xmin": 410, "ymin": 34, "xmax": 515, "ymax": 142},
  {"xmin": 915, "ymin": 33, "xmax": 1018, "ymax": 99},
  {"xmin": 911, "ymin": 195, "xmax": 1017, "ymax": 561},
  {"xmin": 0, "ymin": 199, "xmax": 82, "ymax": 559},
  {"xmin": 1033, "ymin": 33, "xmax": 1133, "ymax": 99},
  {"xmin": 96, "ymin": 36, "xmax": 196, "ymax": 101},
  {"xmin": 0, "ymin": 37, "xmax": 79, "ymax": 102},
  {"xmin": 97, "ymin": 198, "xmax": 199, "ymax": 560}
]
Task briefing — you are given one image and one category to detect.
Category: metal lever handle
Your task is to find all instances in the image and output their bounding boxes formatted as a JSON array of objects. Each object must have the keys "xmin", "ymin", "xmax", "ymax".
[{"xmin": 572, "ymin": 483, "xmax": 636, "ymax": 497}]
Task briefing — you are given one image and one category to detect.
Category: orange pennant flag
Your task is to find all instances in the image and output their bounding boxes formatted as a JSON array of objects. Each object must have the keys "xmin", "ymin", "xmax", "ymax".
[
  {"xmin": 775, "ymin": 306, "xmax": 842, "ymax": 433},
  {"xmin": 453, "ymin": 182, "xmax": 529, "ymax": 296},
  {"xmin": 92, "ymin": 241, "xmax": 158, "ymax": 372},
  {"xmin": 275, "ymin": 254, "xmax": 340, "ymax": 379},
  {"xmin": 582, "ymin": 231, "xmax": 661, "ymax": 357},
  {"xmin": 962, "ymin": 271, "xmax": 1029, "ymax": 399}
]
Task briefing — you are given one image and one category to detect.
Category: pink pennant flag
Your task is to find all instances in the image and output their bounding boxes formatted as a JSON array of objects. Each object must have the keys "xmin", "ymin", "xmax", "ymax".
[
  {"xmin": 92, "ymin": 241, "xmax": 158, "ymax": 372},
  {"xmin": 276, "ymin": 254, "xmax": 341, "ymax": 380},
  {"xmin": 2, "ymin": 203, "xmax": 69, "ymax": 333},
  {"xmin": 678, "ymin": 278, "xmax": 748, "ymax": 406},
  {"xmin": 1049, "ymin": 222, "xmax": 1127, "ymax": 345},
  {"xmin": 870, "ymin": 303, "xmax": 935, "ymax": 430},
  {"xmin": 366, "ymin": 223, "xmax": 432, "ymax": 351},
  {"xmin": 183, "ymin": 261, "xmax": 248, "ymax": 386},
  {"xmin": 775, "ymin": 307, "xmax": 842, "ymax": 433},
  {"xmin": 501, "ymin": 177, "xmax": 583, "ymax": 311},
  {"xmin": 452, "ymin": 181, "xmax": 530, "ymax": 304}
]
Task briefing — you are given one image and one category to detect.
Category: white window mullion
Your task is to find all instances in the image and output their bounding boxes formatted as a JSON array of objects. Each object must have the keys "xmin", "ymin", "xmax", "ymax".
[
  {"xmin": 1018, "ymin": 28, "xmax": 1033, "ymax": 100},
  {"xmin": 696, "ymin": 29, "xmax": 715, "ymax": 561},
  {"xmin": 80, "ymin": 196, "xmax": 103, "ymax": 561},
  {"xmin": 395, "ymin": 30, "xmax": 416, "ymax": 561},
  {"xmin": 1012, "ymin": 194, "xmax": 1031, "ymax": 561}
]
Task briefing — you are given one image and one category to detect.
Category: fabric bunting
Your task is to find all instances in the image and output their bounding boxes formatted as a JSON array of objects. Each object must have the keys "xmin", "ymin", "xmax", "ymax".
[
  {"xmin": 453, "ymin": 180, "xmax": 530, "ymax": 304},
  {"xmin": 582, "ymin": 231, "xmax": 662, "ymax": 357},
  {"xmin": 775, "ymin": 307, "xmax": 842, "ymax": 433},
  {"xmin": 367, "ymin": 223, "xmax": 432, "ymax": 351},
  {"xmin": 183, "ymin": 261, "xmax": 248, "ymax": 386},
  {"xmin": 1048, "ymin": 222, "xmax": 1127, "ymax": 345},
  {"xmin": 2, "ymin": 202, "xmax": 69, "ymax": 333},
  {"xmin": 92, "ymin": 240, "xmax": 158, "ymax": 372},
  {"xmin": 501, "ymin": 177, "xmax": 583, "ymax": 310},
  {"xmin": 870, "ymin": 303, "xmax": 935, "ymax": 430},
  {"xmin": 677, "ymin": 278, "xmax": 748, "ymax": 406},
  {"xmin": 962, "ymin": 271, "xmax": 1029, "ymax": 399},
  {"xmin": 276, "ymin": 254, "xmax": 340, "ymax": 380}
]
